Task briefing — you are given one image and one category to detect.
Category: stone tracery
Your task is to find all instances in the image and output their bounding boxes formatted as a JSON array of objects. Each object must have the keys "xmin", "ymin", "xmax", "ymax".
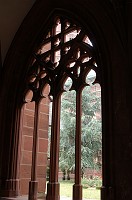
[{"xmin": 23, "ymin": 16, "xmax": 100, "ymax": 200}]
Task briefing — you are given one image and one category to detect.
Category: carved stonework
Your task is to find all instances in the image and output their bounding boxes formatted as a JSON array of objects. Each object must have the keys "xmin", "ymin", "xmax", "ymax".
[{"xmin": 23, "ymin": 15, "xmax": 100, "ymax": 200}]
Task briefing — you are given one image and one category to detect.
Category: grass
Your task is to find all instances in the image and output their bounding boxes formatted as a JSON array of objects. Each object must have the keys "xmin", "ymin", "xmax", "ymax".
[
  {"xmin": 38, "ymin": 180, "xmax": 101, "ymax": 199},
  {"xmin": 60, "ymin": 180, "xmax": 101, "ymax": 199}
]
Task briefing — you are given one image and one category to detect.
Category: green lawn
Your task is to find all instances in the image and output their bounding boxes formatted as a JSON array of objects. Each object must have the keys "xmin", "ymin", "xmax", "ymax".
[
  {"xmin": 60, "ymin": 180, "xmax": 101, "ymax": 199},
  {"xmin": 39, "ymin": 180, "xmax": 101, "ymax": 199}
]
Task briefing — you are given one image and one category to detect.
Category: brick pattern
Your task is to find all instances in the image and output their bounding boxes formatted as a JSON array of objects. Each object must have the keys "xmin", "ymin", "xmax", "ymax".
[{"xmin": 20, "ymin": 94, "xmax": 49, "ymax": 195}]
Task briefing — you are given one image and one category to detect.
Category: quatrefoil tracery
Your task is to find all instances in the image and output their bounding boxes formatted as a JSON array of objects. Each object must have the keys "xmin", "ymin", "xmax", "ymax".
[{"xmin": 24, "ymin": 16, "xmax": 100, "ymax": 103}]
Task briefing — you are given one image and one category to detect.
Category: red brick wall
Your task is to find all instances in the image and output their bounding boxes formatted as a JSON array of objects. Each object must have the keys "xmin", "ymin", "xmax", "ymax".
[
  {"xmin": 84, "ymin": 168, "xmax": 102, "ymax": 179},
  {"xmin": 20, "ymin": 88, "xmax": 50, "ymax": 194}
]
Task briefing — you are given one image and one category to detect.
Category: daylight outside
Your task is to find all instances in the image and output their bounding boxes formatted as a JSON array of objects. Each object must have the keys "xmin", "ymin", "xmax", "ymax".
[
  {"xmin": 21, "ymin": 17, "xmax": 102, "ymax": 200},
  {"xmin": 47, "ymin": 72, "xmax": 102, "ymax": 200}
]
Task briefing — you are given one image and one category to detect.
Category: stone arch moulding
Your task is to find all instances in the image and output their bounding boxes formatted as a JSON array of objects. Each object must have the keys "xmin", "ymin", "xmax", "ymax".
[{"xmin": 0, "ymin": 1, "xmax": 125, "ymax": 200}]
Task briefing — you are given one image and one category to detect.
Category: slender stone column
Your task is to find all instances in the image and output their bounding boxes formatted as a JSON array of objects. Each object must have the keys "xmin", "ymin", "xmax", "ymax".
[
  {"xmin": 46, "ymin": 95, "xmax": 61, "ymax": 200},
  {"xmin": 2, "ymin": 107, "xmax": 23, "ymax": 197},
  {"xmin": 73, "ymin": 90, "xmax": 82, "ymax": 200},
  {"xmin": 28, "ymin": 102, "xmax": 39, "ymax": 200}
]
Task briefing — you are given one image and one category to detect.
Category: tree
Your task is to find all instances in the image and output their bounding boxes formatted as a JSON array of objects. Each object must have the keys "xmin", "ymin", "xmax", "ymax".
[{"xmin": 59, "ymin": 83, "xmax": 102, "ymax": 176}]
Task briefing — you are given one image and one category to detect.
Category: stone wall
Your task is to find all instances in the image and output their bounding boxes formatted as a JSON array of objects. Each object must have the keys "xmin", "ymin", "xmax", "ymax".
[{"xmin": 20, "ymin": 87, "xmax": 50, "ymax": 194}]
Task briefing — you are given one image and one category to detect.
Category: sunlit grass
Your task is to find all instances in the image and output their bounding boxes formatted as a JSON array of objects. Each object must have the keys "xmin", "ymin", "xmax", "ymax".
[
  {"xmin": 38, "ymin": 180, "xmax": 101, "ymax": 199},
  {"xmin": 60, "ymin": 180, "xmax": 101, "ymax": 199}
]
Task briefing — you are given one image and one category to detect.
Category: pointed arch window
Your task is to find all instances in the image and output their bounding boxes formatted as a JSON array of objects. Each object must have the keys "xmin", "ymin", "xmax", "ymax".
[{"xmin": 23, "ymin": 15, "xmax": 101, "ymax": 200}]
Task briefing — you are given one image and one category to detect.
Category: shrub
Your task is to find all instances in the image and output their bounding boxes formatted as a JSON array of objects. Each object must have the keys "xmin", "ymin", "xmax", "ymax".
[{"xmin": 82, "ymin": 176, "xmax": 102, "ymax": 189}]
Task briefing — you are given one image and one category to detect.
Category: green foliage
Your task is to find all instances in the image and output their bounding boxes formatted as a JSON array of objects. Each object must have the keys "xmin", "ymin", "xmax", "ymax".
[
  {"xmin": 59, "ymin": 83, "xmax": 102, "ymax": 173},
  {"xmin": 46, "ymin": 166, "xmax": 50, "ymax": 181},
  {"xmin": 82, "ymin": 177, "xmax": 102, "ymax": 188}
]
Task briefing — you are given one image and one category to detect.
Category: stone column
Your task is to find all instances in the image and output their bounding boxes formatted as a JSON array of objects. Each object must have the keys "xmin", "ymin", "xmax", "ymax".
[
  {"xmin": 28, "ymin": 102, "xmax": 40, "ymax": 200},
  {"xmin": 46, "ymin": 95, "xmax": 61, "ymax": 200},
  {"xmin": 1, "ymin": 107, "xmax": 23, "ymax": 197},
  {"xmin": 73, "ymin": 90, "xmax": 82, "ymax": 200}
]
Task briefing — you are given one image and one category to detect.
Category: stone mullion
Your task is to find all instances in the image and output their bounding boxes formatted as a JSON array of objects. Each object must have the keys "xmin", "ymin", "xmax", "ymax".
[
  {"xmin": 73, "ymin": 90, "xmax": 82, "ymax": 200},
  {"xmin": 28, "ymin": 102, "xmax": 39, "ymax": 200},
  {"xmin": 46, "ymin": 94, "xmax": 61, "ymax": 200}
]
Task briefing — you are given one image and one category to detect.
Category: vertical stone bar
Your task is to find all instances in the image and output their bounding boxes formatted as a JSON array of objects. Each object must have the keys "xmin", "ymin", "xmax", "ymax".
[
  {"xmin": 3, "ymin": 107, "xmax": 23, "ymax": 197},
  {"xmin": 73, "ymin": 90, "xmax": 82, "ymax": 200},
  {"xmin": 46, "ymin": 95, "xmax": 61, "ymax": 200},
  {"xmin": 28, "ymin": 102, "xmax": 39, "ymax": 200}
]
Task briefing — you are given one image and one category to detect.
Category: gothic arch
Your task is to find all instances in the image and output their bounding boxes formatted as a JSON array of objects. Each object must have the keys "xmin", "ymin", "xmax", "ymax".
[{"xmin": 0, "ymin": 1, "xmax": 126, "ymax": 199}]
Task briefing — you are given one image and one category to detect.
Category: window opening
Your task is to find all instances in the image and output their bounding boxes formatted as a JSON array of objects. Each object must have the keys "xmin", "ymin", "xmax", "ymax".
[
  {"xmin": 20, "ymin": 94, "xmax": 35, "ymax": 195},
  {"xmin": 22, "ymin": 15, "xmax": 102, "ymax": 200},
  {"xmin": 21, "ymin": 85, "xmax": 51, "ymax": 196},
  {"xmin": 60, "ymin": 89, "xmax": 76, "ymax": 197}
]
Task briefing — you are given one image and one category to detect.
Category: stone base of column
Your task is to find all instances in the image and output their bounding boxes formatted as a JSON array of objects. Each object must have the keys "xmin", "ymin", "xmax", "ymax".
[
  {"xmin": 46, "ymin": 182, "xmax": 60, "ymax": 200},
  {"xmin": 0, "ymin": 196, "xmax": 28, "ymax": 200},
  {"xmin": 101, "ymin": 186, "xmax": 106, "ymax": 200},
  {"xmin": 101, "ymin": 186, "xmax": 114, "ymax": 200},
  {"xmin": 0, "ymin": 179, "xmax": 20, "ymax": 197},
  {"xmin": 28, "ymin": 181, "xmax": 38, "ymax": 200},
  {"xmin": 73, "ymin": 184, "xmax": 82, "ymax": 200}
]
